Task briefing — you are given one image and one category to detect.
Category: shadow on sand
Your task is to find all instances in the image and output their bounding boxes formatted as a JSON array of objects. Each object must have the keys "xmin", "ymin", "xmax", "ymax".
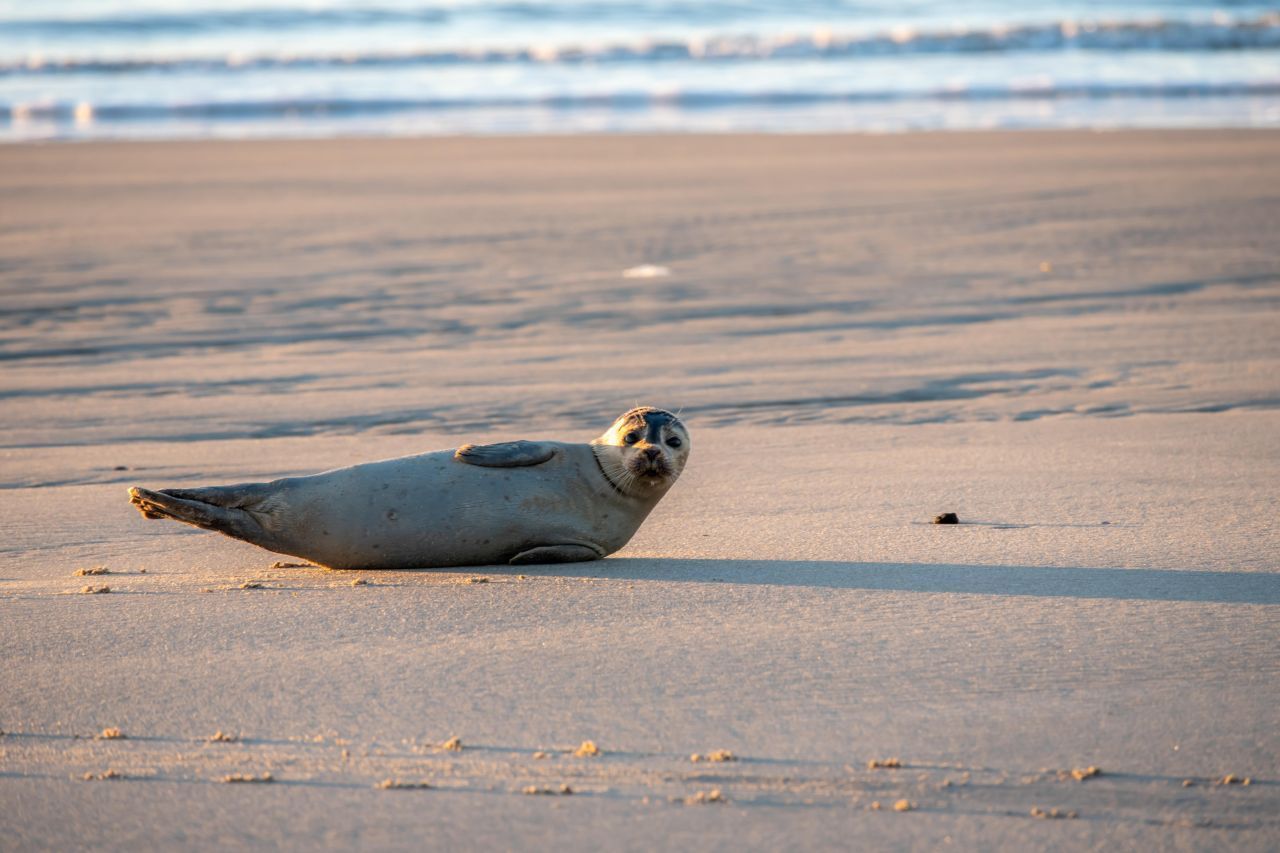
[{"xmin": 465, "ymin": 559, "xmax": 1280, "ymax": 605}]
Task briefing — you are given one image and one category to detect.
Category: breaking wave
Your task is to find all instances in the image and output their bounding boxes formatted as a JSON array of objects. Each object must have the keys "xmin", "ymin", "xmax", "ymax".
[{"xmin": 6, "ymin": 14, "xmax": 1280, "ymax": 77}]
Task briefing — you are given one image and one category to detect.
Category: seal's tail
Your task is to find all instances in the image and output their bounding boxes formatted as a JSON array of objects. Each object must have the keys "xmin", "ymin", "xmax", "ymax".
[{"xmin": 128, "ymin": 486, "xmax": 267, "ymax": 544}]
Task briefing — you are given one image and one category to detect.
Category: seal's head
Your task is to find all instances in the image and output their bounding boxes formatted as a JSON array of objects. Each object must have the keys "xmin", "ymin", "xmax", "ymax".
[{"xmin": 592, "ymin": 407, "xmax": 690, "ymax": 496}]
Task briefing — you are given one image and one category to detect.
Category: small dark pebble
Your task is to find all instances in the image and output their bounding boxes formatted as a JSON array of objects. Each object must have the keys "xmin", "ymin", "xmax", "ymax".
[
  {"xmin": 932, "ymin": 512, "xmax": 959, "ymax": 525},
  {"xmin": 113, "ymin": 465, "xmax": 129, "ymax": 471}
]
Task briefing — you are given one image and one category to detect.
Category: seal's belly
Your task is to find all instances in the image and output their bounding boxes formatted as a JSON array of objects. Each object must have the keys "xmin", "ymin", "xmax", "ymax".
[{"xmin": 273, "ymin": 450, "xmax": 612, "ymax": 568}]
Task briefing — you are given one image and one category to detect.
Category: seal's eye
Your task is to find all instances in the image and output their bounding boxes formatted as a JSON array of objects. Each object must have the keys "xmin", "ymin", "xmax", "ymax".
[
  {"xmin": 665, "ymin": 436, "xmax": 682, "ymax": 448},
  {"xmin": 623, "ymin": 431, "xmax": 640, "ymax": 445}
]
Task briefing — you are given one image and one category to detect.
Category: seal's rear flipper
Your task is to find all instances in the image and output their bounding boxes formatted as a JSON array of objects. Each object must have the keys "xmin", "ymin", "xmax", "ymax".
[
  {"xmin": 155, "ymin": 483, "xmax": 271, "ymax": 509},
  {"xmin": 129, "ymin": 486, "xmax": 267, "ymax": 544}
]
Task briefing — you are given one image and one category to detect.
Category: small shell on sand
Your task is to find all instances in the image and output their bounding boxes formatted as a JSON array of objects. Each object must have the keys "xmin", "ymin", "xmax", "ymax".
[
  {"xmin": 96, "ymin": 727, "xmax": 126, "ymax": 740},
  {"xmin": 207, "ymin": 731, "xmax": 238, "ymax": 743},
  {"xmin": 522, "ymin": 784, "xmax": 573, "ymax": 795},
  {"xmin": 1218, "ymin": 774, "xmax": 1251, "ymax": 786},
  {"xmin": 1031, "ymin": 806, "xmax": 1078, "ymax": 820},
  {"xmin": 1069, "ymin": 766, "xmax": 1101, "ymax": 781},
  {"xmin": 690, "ymin": 750, "xmax": 736, "ymax": 763},
  {"xmin": 532, "ymin": 751, "xmax": 549, "ymax": 759},
  {"xmin": 74, "ymin": 566, "xmax": 110, "ymax": 576},
  {"xmin": 867, "ymin": 757, "xmax": 901, "ymax": 769},
  {"xmin": 222, "ymin": 773, "xmax": 273, "ymax": 783},
  {"xmin": 351, "ymin": 578, "xmax": 369, "ymax": 586},
  {"xmin": 573, "ymin": 740, "xmax": 601, "ymax": 757},
  {"xmin": 684, "ymin": 789, "xmax": 725, "ymax": 805},
  {"xmin": 82, "ymin": 769, "xmax": 123, "ymax": 781},
  {"xmin": 377, "ymin": 779, "xmax": 432, "ymax": 790},
  {"xmin": 80, "ymin": 585, "xmax": 111, "ymax": 594},
  {"xmin": 893, "ymin": 800, "xmax": 914, "ymax": 812},
  {"xmin": 441, "ymin": 736, "xmax": 463, "ymax": 751}
]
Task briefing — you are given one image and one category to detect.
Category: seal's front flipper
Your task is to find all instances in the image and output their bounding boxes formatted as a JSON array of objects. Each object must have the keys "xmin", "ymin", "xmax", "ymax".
[
  {"xmin": 455, "ymin": 440, "xmax": 557, "ymax": 468},
  {"xmin": 509, "ymin": 543, "xmax": 604, "ymax": 565},
  {"xmin": 128, "ymin": 486, "xmax": 269, "ymax": 545}
]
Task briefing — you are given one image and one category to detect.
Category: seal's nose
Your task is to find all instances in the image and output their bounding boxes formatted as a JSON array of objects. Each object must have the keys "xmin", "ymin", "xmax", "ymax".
[{"xmin": 642, "ymin": 447, "xmax": 661, "ymax": 461}]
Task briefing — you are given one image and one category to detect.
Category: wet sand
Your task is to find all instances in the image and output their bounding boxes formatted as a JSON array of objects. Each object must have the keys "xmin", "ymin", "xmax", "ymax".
[{"xmin": 1, "ymin": 132, "xmax": 1278, "ymax": 849}]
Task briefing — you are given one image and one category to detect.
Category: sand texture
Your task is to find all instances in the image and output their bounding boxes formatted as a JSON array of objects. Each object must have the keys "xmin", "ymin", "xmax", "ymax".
[{"xmin": 1, "ymin": 132, "xmax": 1278, "ymax": 850}]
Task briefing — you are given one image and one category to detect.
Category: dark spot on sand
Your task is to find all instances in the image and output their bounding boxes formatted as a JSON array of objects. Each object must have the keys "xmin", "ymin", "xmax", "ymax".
[
  {"xmin": 932, "ymin": 512, "xmax": 959, "ymax": 524},
  {"xmin": 113, "ymin": 466, "xmax": 129, "ymax": 471},
  {"xmin": 386, "ymin": 509, "xmax": 398, "ymax": 521}
]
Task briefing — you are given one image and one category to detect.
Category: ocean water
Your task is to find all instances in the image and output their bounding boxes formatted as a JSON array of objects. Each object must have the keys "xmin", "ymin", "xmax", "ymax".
[{"xmin": 2, "ymin": 1, "xmax": 1279, "ymax": 140}]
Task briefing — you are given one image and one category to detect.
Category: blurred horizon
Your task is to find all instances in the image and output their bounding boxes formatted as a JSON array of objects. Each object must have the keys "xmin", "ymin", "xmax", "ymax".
[{"xmin": 3, "ymin": 0, "xmax": 1280, "ymax": 140}]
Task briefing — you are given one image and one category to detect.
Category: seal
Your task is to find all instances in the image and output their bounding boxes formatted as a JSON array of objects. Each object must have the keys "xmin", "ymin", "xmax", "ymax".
[{"xmin": 127, "ymin": 407, "xmax": 689, "ymax": 570}]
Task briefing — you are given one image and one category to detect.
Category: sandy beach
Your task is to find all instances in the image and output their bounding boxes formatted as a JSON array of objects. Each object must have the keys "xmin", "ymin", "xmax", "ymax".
[{"xmin": 1, "ymin": 131, "xmax": 1278, "ymax": 849}]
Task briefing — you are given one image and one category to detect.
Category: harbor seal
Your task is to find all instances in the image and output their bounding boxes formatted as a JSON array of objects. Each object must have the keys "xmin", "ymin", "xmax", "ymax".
[{"xmin": 127, "ymin": 407, "xmax": 689, "ymax": 569}]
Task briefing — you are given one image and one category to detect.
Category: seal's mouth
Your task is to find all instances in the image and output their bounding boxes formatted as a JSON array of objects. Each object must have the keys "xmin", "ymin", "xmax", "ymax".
[{"xmin": 627, "ymin": 456, "xmax": 671, "ymax": 480}]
